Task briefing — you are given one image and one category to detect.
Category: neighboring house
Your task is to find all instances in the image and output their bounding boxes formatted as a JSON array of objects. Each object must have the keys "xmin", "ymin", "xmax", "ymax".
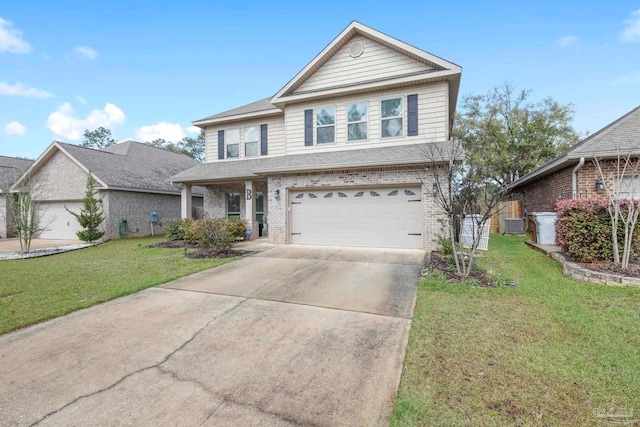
[
  {"xmin": 0, "ymin": 155, "xmax": 34, "ymax": 238},
  {"xmin": 508, "ymin": 106, "xmax": 640, "ymax": 214},
  {"xmin": 14, "ymin": 140, "xmax": 203, "ymax": 240},
  {"xmin": 172, "ymin": 21, "xmax": 462, "ymax": 250}
]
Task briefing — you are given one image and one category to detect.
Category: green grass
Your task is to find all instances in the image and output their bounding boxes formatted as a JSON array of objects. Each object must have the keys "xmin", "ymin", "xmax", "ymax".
[
  {"xmin": 392, "ymin": 234, "xmax": 640, "ymax": 426},
  {"xmin": 0, "ymin": 237, "xmax": 236, "ymax": 335}
]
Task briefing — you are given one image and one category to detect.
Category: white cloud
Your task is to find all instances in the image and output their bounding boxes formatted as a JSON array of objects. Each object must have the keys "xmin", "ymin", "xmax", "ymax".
[
  {"xmin": 74, "ymin": 46, "xmax": 97, "ymax": 59},
  {"xmin": 0, "ymin": 81, "xmax": 52, "ymax": 98},
  {"xmin": 0, "ymin": 17, "xmax": 30, "ymax": 53},
  {"xmin": 187, "ymin": 126, "xmax": 201, "ymax": 134},
  {"xmin": 557, "ymin": 35, "xmax": 578, "ymax": 48},
  {"xmin": 4, "ymin": 120, "xmax": 27, "ymax": 136},
  {"xmin": 46, "ymin": 102, "xmax": 126, "ymax": 141},
  {"xmin": 136, "ymin": 122, "xmax": 187, "ymax": 142},
  {"xmin": 620, "ymin": 9, "xmax": 640, "ymax": 42}
]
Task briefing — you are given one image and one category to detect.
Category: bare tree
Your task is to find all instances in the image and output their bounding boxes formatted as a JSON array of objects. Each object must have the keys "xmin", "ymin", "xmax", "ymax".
[
  {"xmin": 7, "ymin": 180, "xmax": 39, "ymax": 253},
  {"xmin": 593, "ymin": 151, "xmax": 640, "ymax": 269},
  {"xmin": 422, "ymin": 139, "xmax": 505, "ymax": 278}
]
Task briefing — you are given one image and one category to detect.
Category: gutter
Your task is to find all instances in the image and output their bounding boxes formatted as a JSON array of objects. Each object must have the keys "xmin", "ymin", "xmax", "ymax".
[{"xmin": 572, "ymin": 157, "xmax": 585, "ymax": 199}]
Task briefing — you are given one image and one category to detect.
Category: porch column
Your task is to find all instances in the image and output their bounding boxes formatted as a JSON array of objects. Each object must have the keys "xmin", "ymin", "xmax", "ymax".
[
  {"xmin": 181, "ymin": 184, "xmax": 192, "ymax": 219},
  {"xmin": 245, "ymin": 180, "xmax": 256, "ymax": 239}
]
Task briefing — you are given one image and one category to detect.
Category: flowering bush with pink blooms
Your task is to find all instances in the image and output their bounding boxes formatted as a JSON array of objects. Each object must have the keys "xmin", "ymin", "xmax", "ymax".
[{"xmin": 555, "ymin": 199, "xmax": 640, "ymax": 263}]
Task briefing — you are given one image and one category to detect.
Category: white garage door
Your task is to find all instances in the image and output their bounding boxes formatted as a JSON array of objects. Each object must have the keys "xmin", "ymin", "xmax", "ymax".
[
  {"xmin": 38, "ymin": 202, "xmax": 83, "ymax": 240},
  {"xmin": 290, "ymin": 187, "xmax": 423, "ymax": 249}
]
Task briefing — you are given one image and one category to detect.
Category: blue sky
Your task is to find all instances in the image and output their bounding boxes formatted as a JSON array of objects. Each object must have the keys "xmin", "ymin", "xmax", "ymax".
[{"xmin": 1, "ymin": 1, "xmax": 639, "ymax": 159}]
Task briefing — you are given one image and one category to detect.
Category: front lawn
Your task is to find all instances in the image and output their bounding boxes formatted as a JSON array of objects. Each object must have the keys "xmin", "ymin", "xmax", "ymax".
[
  {"xmin": 392, "ymin": 234, "xmax": 640, "ymax": 426},
  {"xmin": 0, "ymin": 237, "xmax": 236, "ymax": 335}
]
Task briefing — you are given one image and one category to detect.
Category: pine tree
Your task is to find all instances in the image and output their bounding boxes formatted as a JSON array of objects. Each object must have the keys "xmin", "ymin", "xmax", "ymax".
[{"xmin": 68, "ymin": 173, "xmax": 105, "ymax": 242}]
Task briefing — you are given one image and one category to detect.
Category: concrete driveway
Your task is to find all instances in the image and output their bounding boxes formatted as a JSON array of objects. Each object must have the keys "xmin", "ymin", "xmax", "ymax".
[
  {"xmin": 0, "ymin": 238, "xmax": 82, "ymax": 253},
  {"xmin": 0, "ymin": 245, "xmax": 424, "ymax": 426}
]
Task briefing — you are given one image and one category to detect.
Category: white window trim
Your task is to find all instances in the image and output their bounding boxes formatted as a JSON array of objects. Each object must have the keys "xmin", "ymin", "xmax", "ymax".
[
  {"xmin": 380, "ymin": 97, "xmax": 404, "ymax": 139},
  {"xmin": 226, "ymin": 128, "xmax": 240, "ymax": 159},
  {"xmin": 346, "ymin": 101, "xmax": 369, "ymax": 142},
  {"xmin": 243, "ymin": 125, "xmax": 260, "ymax": 158},
  {"xmin": 315, "ymin": 106, "xmax": 336, "ymax": 145}
]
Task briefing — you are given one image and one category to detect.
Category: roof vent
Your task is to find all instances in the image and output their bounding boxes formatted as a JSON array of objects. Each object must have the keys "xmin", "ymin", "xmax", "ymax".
[{"xmin": 349, "ymin": 41, "xmax": 364, "ymax": 58}]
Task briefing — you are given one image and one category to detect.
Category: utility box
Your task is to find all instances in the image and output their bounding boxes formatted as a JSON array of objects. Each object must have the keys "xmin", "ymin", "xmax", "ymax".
[
  {"xmin": 503, "ymin": 218, "xmax": 524, "ymax": 234},
  {"xmin": 533, "ymin": 212, "xmax": 557, "ymax": 245},
  {"xmin": 149, "ymin": 211, "xmax": 158, "ymax": 223}
]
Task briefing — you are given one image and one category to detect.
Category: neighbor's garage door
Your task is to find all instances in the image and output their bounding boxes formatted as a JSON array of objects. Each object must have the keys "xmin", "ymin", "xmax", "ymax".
[
  {"xmin": 38, "ymin": 202, "xmax": 83, "ymax": 240},
  {"xmin": 290, "ymin": 187, "xmax": 423, "ymax": 249}
]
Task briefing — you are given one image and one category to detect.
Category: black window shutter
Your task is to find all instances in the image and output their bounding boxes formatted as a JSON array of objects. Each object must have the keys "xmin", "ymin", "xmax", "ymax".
[
  {"xmin": 304, "ymin": 109, "xmax": 313, "ymax": 146},
  {"xmin": 218, "ymin": 130, "xmax": 225, "ymax": 159},
  {"xmin": 260, "ymin": 124, "xmax": 268, "ymax": 156},
  {"xmin": 407, "ymin": 94, "xmax": 418, "ymax": 136}
]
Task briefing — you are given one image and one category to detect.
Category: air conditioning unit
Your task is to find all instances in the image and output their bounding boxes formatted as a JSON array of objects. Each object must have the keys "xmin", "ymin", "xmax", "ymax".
[{"xmin": 503, "ymin": 218, "xmax": 524, "ymax": 234}]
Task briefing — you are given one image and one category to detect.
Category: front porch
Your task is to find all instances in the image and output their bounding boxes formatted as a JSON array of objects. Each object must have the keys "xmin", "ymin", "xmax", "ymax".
[{"xmin": 180, "ymin": 179, "xmax": 269, "ymax": 239}]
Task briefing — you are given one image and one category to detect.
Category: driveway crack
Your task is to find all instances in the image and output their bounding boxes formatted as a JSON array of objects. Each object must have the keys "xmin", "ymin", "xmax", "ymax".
[{"xmin": 29, "ymin": 298, "xmax": 247, "ymax": 426}]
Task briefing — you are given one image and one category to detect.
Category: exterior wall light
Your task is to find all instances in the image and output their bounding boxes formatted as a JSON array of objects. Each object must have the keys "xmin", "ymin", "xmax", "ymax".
[
  {"xmin": 432, "ymin": 182, "xmax": 439, "ymax": 197},
  {"xmin": 274, "ymin": 189, "xmax": 281, "ymax": 200},
  {"xmin": 595, "ymin": 179, "xmax": 605, "ymax": 191}
]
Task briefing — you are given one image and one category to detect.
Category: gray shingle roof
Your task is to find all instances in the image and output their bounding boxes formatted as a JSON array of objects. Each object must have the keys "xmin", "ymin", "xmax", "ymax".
[
  {"xmin": 194, "ymin": 97, "xmax": 280, "ymax": 123},
  {"xmin": 0, "ymin": 155, "xmax": 34, "ymax": 190},
  {"xmin": 171, "ymin": 142, "xmax": 457, "ymax": 183},
  {"xmin": 56, "ymin": 141, "xmax": 201, "ymax": 195},
  {"xmin": 508, "ymin": 106, "xmax": 640, "ymax": 190}
]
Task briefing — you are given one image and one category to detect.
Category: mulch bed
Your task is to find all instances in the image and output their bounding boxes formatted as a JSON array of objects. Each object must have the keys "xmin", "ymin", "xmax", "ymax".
[
  {"xmin": 148, "ymin": 240, "xmax": 249, "ymax": 259},
  {"xmin": 428, "ymin": 251, "xmax": 500, "ymax": 287},
  {"xmin": 577, "ymin": 261, "xmax": 640, "ymax": 277}
]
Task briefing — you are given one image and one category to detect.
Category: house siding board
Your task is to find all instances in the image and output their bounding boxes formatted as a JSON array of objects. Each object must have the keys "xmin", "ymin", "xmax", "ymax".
[
  {"xmin": 295, "ymin": 35, "xmax": 434, "ymax": 94},
  {"xmin": 265, "ymin": 165, "xmax": 444, "ymax": 251},
  {"xmin": 204, "ymin": 116, "xmax": 285, "ymax": 163},
  {"xmin": 284, "ymin": 83, "xmax": 448, "ymax": 155}
]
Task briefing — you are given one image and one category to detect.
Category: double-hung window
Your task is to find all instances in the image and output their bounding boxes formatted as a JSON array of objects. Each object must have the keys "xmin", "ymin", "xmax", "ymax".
[
  {"xmin": 381, "ymin": 98, "xmax": 403, "ymax": 138},
  {"xmin": 316, "ymin": 107, "xmax": 335, "ymax": 144},
  {"xmin": 227, "ymin": 193, "xmax": 240, "ymax": 217},
  {"xmin": 347, "ymin": 102, "xmax": 368, "ymax": 141},
  {"xmin": 244, "ymin": 126, "xmax": 259, "ymax": 157},
  {"xmin": 226, "ymin": 129, "xmax": 240, "ymax": 158}
]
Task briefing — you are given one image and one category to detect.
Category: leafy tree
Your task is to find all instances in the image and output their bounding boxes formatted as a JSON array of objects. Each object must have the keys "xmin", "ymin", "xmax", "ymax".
[
  {"xmin": 145, "ymin": 129, "xmax": 205, "ymax": 162},
  {"xmin": 455, "ymin": 82, "xmax": 579, "ymax": 186},
  {"xmin": 68, "ymin": 173, "xmax": 105, "ymax": 242},
  {"xmin": 80, "ymin": 127, "xmax": 117, "ymax": 149}
]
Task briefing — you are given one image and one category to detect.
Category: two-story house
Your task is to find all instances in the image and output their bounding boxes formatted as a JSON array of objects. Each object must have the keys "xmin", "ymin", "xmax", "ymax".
[{"xmin": 172, "ymin": 21, "xmax": 462, "ymax": 250}]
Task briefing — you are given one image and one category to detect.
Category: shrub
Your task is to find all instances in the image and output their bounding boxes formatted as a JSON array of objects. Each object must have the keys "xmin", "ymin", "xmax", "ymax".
[
  {"xmin": 179, "ymin": 218, "xmax": 197, "ymax": 242},
  {"xmin": 555, "ymin": 199, "xmax": 640, "ymax": 263},
  {"xmin": 190, "ymin": 217, "xmax": 247, "ymax": 252},
  {"xmin": 163, "ymin": 218, "xmax": 186, "ymax": 240},
  {"xmin": 437, "ymin": 236, "xmax": 454, "ymax": 255},
  {"xmin": 555, "ymin": 199, "xmax": 613, "ymax": 262}
]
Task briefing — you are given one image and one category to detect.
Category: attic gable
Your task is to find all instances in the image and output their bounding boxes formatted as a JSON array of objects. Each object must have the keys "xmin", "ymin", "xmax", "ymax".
[{"xmin": 271, "ymin": 21, "xmax": 461, "ymax": 108}]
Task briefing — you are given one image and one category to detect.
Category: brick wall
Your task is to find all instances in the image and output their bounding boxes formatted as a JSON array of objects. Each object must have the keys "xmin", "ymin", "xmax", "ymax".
[
  {"xmin": 104, "ymin": 190, "xmax": 201, "ymax": 239},
  {"xmin": 202, "ymin": 181, "xmax": 268, "ymax": 220},
  {"xmin": 513, "ymin": 159, "xmax": 619, "ymax": 215},
  {"xmin": 31, "ymin": 150, "xmax": 87, "ymax": 201},
  {"xmin": 266, "ymin": 165, "xmax": 445, "ymax": 251},
  {"xmin": 0, "ymin": 195, "xmax": 7, "ymax": 238}
]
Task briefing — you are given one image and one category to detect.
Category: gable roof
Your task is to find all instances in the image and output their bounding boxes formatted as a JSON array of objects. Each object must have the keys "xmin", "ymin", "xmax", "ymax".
[
  {"xmin": 0, "ymin": 155, "xmax": 34, "ymax": 191},
  {"xmin": 508, "ymin": 106, "xmax": 640, "ymax": 191},
  {"xmin": 192, "ymin": 21, "xmax": 461, "ymax": 129},
  {"xmin": 15, "ymin": 140, "xmax": 202, "ymax": 195},
  {"xmin": 271, "ymin": 21, "xmax": 461, "ymax": 114},
  {"xmin": 171, "ymin": 141, "xmax": 458, "ymax": 184}
]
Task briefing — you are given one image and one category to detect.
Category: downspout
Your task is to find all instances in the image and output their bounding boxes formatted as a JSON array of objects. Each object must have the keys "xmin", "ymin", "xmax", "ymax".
[{"xmin": 572, "ymin": 157, "xmax": 585, "ymax": 199}]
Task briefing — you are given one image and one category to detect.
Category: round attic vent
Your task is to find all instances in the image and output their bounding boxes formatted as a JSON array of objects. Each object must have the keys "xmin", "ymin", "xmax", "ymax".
[{"xmin": 349, "ymin": 41, "xmax": 364, "ymax": 58}]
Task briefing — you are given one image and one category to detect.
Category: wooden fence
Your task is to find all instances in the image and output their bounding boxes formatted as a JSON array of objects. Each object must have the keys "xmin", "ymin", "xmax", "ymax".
[{"xmin": 489, "ymin": 200, "xmax": 523, "ymax": 233}]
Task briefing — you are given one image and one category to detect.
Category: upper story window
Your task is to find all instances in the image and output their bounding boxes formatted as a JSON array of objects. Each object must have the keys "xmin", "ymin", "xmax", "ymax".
[
  {"xmin": 316, "ymin": 107, "xmax": 335, "ymax": 144},
  {"xmin": 244, "ymin": 126, "xmax": 259, "ymax": 157},
  {"xmin": 381, "ymin": 98, "xmax": 403, "ymax": 138},
  {"xmin": 347, "ymin": 103, "xmax": 368, "ymax": 141},
  {"xmin": 226, "ymin": 129, "xmax": 240, "ymax": 158}
]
